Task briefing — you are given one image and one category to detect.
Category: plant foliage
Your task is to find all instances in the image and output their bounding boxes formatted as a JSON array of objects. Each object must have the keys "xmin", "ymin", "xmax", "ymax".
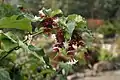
[{"xmin": 0, "ymin": 5, "xmax": 92, "ymax": 80}]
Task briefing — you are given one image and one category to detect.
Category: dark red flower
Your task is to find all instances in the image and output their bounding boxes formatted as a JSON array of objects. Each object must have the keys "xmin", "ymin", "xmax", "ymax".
[
  {"xmin": 42, "ymin": 18, "xmax": 54, "ymax": 28},
  {"xmin": 67, "ymin": 46, "xmax": 75, "ymax": 51},
  {"xmin": 67, "ymin": 50, "xmax": 75, "ymax": 55},
  {"xmin": 53, "ymin": 47, "xmax": 59, "ymax": 53},
  {"xmin": 67, "ymin": 45, "xmax": 75, "ymax": 55},
  {"xmin": 41, "ymin": 17, "xmax": 58, "ymax": 34},
  {"xmin": 56, "ymin": 29, "xmax": 65, "ymax": 43},
  {"xmin": 69, "ymin": 39, "xmax": 77, "ymax": 46},
  {"xmin": 43, "ymin": 27, "xmax": 52, "ymax": 35},
  {"xmin": 77, "ymin": 40, "xmax": 85, "ymax": 47},
  {"xmin": 53, "ymin": 42, "xmax": 64, "ymax": 48},
  {"xmin": 84, "ymin": 52, "xmax": 92, "ymax": 60},
  {"xmin": 39, "ymin": 14, "xmax": 46, "ymax": 18}
]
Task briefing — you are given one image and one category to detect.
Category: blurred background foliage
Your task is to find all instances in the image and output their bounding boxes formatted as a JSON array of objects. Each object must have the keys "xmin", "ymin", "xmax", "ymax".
[
  {"xmin": 2, "ymin": 0, "xmax": 119, "ymax": 20},
  {"xmin": 1, "ymin": 0, "xmax": 120, "ymax": 35}
]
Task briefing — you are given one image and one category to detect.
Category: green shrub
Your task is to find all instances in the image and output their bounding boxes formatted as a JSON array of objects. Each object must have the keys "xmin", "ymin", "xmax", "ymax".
[
  {"xmin": 97, "ymin": 21, "xmax": 116, "ymax": 38},
  {"xmin": 98, "ymin": 49, "xmax": 114, "ymax": 61}
]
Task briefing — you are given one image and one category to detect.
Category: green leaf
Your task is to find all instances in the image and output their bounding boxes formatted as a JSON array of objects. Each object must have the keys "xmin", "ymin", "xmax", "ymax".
[
  {"xmin": 0, "ymin": 32, "xmax": 17, "ymax": 43},
  {"xmin": 43, "ymin": 56, "xmax": 52, "ymax": 68},
  {"xmin": 67, "ymin": 14, "xmax": 87, "ymax": 33},
  {"xmin": 42, "ymin": 8, "xmax": 52, "ymax": 17},
  {"xmin": 76, "ymin": 22, "xmax": 87, "ymax": 29},
  {"xmin": 67, "ymin": 14, "xmax": 84, "ymax": 22},
  {"xmin": 51, "ymin": 9, "xmax": 63, "ymax": 17},
  {"xmin": 1, "ymin": 39, "xmax": 18, "ymax": 52},
  {"xmin": 28, "ymin": 45, "xmax": 45, "ymax": 56},
  {"xmin": 43, "ymin": 56, "xmax": 49, "ymax": 64},
  {"xmin": 64, "ymin": 32, "xmax": 71, "ymax": 40},
  {"xmin": 0, "ymin": 32, "xmax": 18, "ymax": 51},
  {"xmin": 18, "ymin": 41, "xmax": 43, "ymax": 60},
  {"xmin": 0, "ymin": 15, "xmax": 32, "ymax": 32},
  {"xmin": 59, "ymin": 62, "xmax": 73, "ymax": 75},
  {"xmin": 40, "ymin": 69, "xmax": 55, "ymax": 75},
  {"xmin": 66, "ymin": 21, "xmax": 76, "ymax": 36},
  {"xmin": 57, "ymin": 75, "xmax": 67, "ymax": 80},
  {"xmin": 10, "ymin": 66, "xmax": 23, "ymax": 80},
  {"xmin": 23, "ymin": 13, "xmax": 34, "ymax": 21},
  {"xmin": 59, "ymin": 17, "xmax": 67, "ymax": 27},
  {"xmin": 67, "ymin": 14, "xmax": 77, "ymax": 21},
  {"xmin": 0, "ymin": 68, "xmax": 11, "ymax": 80}
]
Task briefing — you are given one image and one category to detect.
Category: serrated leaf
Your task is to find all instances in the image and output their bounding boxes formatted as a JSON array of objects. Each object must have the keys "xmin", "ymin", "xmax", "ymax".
[
  {"xmin": 0, "ymin": 15, "xmax": 32, "ymax": 32},
  {"xmin": 28, "ymin": 45, "xmax": 45, "ymax": 56},
  {"xmin": 0, "ymin": 68, "xmax": 11, "ymax": 80}
]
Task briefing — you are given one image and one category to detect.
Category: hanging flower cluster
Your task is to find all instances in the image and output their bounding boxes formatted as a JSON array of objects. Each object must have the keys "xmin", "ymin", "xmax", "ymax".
[{"xmin": 30, "ymin": 8, "xmax": 92, "ymax": 66}]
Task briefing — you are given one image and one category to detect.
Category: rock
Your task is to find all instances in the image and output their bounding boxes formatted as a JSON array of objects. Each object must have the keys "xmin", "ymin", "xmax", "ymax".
[
  {"xmin": 93, "ymin": 61, "xmax": 115, "ymax": 72},
  {"xmin": 84, "ymin": 69, "xmax": 97, "ymax": 77},
  {"xmin": 67, "ymin": 73, "xmax": 85, "ymax": 80}
]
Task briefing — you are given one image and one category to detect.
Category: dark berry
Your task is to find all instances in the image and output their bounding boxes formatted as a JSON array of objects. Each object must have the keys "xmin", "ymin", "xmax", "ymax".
[
  {"xmin": 43, "ymin": 73, "xmax": 47, "ymax": 78},
  {"xmin": 37, "ymin": 67, "xmax": 41, "ymax": 73}
]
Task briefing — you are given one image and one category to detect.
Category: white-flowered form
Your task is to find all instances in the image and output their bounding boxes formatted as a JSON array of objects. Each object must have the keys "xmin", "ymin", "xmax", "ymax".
[
  {"xmin": 72, "ymin": 44, "xmax": 77, "ymax": 50},
  {"xmin": 66, "ymin": 59, "xmax": 78, "ymax": 65},
  {"xmin": 51, "ymin": 34, "xmax": 56, "ymax": 40},
  {"xmin": 63, "ymin": 42, "xmax": 69, "ymax": 49},
  {"xmin": 32, "ymin": 16, "xmax": 41, "ymax": 21},
  {"xmin": 53, "ymin": 17, "xmax": 59, "ymax": 23},
  {"xmin": 38, "ymin": 10, "xmax": 46, "ymax": 17}
]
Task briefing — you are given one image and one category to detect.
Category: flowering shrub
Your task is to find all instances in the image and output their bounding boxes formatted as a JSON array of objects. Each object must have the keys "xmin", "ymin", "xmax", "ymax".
[{"xmin": 0, "ymin": 7, "xmax": 92, "ymax": 80}]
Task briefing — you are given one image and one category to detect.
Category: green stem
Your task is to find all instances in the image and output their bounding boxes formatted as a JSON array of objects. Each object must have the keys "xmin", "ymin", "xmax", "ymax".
[
  {"xmin": 32, "ymin": 30, "xmax": 43, "ymax": 37},
  {"xmin": 0, "ymin": 46, "xmax": 20, "ymax": 61}
]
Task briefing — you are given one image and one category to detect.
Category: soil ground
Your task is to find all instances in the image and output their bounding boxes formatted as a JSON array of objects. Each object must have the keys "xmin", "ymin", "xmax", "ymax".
[
  {"xmin": 68, "ymin": 70, "xmax": 120, "ymax": 80},
  {"xmin": 84, "ymin": 70, "xmax": 120, "ymax": 80}
]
